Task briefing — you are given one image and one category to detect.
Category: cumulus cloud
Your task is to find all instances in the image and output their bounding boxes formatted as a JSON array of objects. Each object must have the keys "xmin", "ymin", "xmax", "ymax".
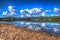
[
  {"xmin": 26, "ymin": 14, "xmax": 31, "ymax": 17},
  {"xmin": 25, "ymin": 8, "xmax": 29, "ymax": 11},
  {"xmin": 2, "ymin": 11, "xmax": 8, "ymax": 15},
  {"xmin": 8, "ymin": 6, "xmax": 16, "ymax": 15},
  {"xmin": 33, "ymin": 8, "xmax": 42, "ymax": 12},
  {"xmin": 8, "ymin": 6, "xmax": 13, "ymax": 9},
  {"xmin": 45, "ymin": 10, "xmax": 51, "ymax": 13},
  {"xmin": 28, "ymin": 9, "xmax": 33, "ymax": 14},
  {"xmin": 54, "ymin": 8, "xmax": 60, "ymax": 13},
  {"xmin": 21, "ymin": 15, "xmax": 24, "ymax": 17},
  {"xmin": 20, "ymin": 9, "xmax": 34, "ymax": 14},
  {"xmin": 10, "ymin": 9, "xmax": 16, "ymax": 15},
  {"xmin": 29, "ymin": 8, "xmax": 42, "ymax": 14},
  {"xmin": 40, "ymin": 10, "xmax": 51, "ymax": 16},
  {"xmin": 10, "ymin": 12, "xmax": 16, "ymax": 15},
  {"xmin": 20, "ymin": 8, "xmax": 42, "ymax": 14},
  {"xmin": 8, "ymin": 6, "xmax": 13, "ymax": 12},
  {"xmin": 3, "ymin": 6, "xmax": 60, "ymax": 17},
  {"xmin": 20, "ymin": 8, "xmax": 43, "ymax": 17},
  {"xmin": 41, "ymin": 12, "xmax": 45, "ymax": 16},
  {"xmin": 20, "ymin": 9, "xmax": 25, "ymax": 14}
]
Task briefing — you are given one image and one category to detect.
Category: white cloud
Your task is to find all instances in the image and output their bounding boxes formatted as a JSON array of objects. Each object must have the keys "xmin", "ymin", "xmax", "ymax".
[
  {"xmin": 28, "ymin": 8, "xmax": 42, "ymax": 14},
  {"xmin": 20, "ymin": 9, "xmax": 29, "ymax": 14},
  {"xmin": 3, "ymin": 6, "xmax": 60, "ymax": 17},
  {"xmin": 24, "ymin": 8, "xmax": 34, "ymax": 14},
  {"xmin": 45, "ymin": 10, "xmax": 51, "ymax": 13},
  {"xmin": 20, "ymin": 8, "xmax": 42, "ymax": 14},
  {"xmin": 21, "ymin": 15, "xmax": 24, "ymax": 17},
  {"xmin": 54, "ymin": 8, "xmax": 60, "ymax": 13},
  {"xmin": 40, "ymin": 10, "xmax": 51, "ymax": 16},
  {"xmin": 25, "ymin": 8, "xmax": 29, "ymax": 11},
  {"xmin": 2, "ymin": 10, "xmax": 16, "ymax": 16},
  {"xmin": 41, "ymin": 12, "xmax": 45, "ymax": 16},
  {"xmin": 28, "ymin": 9, "xmax": 33, "ymax": 14},
  {"xmin": 8, "ymin": 6, "xmax": 13, "ymax": 9},
  {"xmin": 33, "ymin": 8, "xmax": 42, "ymax": 13},
  {"xmin": 8, "ymin": 6, "xmax": 13, "ymax": 12},
  {"xmin": 26, "ymin": 14, "xmax": 31, "ymax": 17},
  {"xmin": 10, "ymin": 12, "xmax": 16, "ymax": 15},
  {"xmin": 2, "ymin": 11, "xmax": 8, "ymax": 15},
  {"xmin": 8, "ymin": 6, "xmax": 17, "ymax": 15},
  {"xmin": 20, "ymin": 10, "xmax": 25, "ymax": 13},
  {"xmin": 9, "ymin": 10, "xmax": 16, "ymax": 16},
  {"xmin": 11, "ymin": 9, "xmax": 15, "ymax": 12}
]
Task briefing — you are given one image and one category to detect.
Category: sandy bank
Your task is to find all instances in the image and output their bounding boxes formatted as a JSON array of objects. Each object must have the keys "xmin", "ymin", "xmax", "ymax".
[{"xmin": 0, "ymin": 23, "xmax": 60, "ymax": 40}]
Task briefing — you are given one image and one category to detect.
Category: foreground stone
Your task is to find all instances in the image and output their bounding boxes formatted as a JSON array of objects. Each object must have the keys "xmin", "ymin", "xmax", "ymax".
[{"xmin": 0, "ymin": 23, "xmax": 60, "ymax": 40}]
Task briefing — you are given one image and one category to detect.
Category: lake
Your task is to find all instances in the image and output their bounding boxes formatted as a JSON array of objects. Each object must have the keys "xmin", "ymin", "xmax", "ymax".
[{"xmin": 1, "ymin": 21, "xmax": 60, "ymax": 35}]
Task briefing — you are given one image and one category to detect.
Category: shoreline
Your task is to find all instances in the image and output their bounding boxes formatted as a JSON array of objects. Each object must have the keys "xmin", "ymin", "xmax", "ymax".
[{"xmin": 0, "ymin": 23, "xmax": 60, "ymax": 40}]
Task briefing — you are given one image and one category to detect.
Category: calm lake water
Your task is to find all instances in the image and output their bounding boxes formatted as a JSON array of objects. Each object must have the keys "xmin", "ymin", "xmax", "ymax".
[{"xmin": 1, "ymin": 21, "xmax": 60, "ymax": 35}]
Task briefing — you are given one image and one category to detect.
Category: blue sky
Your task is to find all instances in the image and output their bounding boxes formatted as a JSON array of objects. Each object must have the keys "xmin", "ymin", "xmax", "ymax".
[{"xmin": 0, "ymin": 0, "xmax": 60, "ymax": 17}]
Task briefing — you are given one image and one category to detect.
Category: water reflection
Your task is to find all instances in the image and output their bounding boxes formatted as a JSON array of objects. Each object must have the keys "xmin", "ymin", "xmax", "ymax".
[{"xmin": 1, "ymin": 21, "xmax": 60, "ymax": 35}]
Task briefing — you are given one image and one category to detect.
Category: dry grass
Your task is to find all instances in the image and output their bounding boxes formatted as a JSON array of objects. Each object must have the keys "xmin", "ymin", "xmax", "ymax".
[{"xmin": 0, "ymin": 23, "xmax": 60, "ymax": 40}]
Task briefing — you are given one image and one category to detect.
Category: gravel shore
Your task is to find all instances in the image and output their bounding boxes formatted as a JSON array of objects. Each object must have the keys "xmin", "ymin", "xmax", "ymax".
[{"xmin": 0, "ymin": 23, "xmax": 60, "ymax": 40}]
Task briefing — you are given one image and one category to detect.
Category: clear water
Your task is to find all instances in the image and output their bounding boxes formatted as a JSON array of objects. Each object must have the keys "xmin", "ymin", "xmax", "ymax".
[{"xmin": 1, "ymin": 21, "xmax": 60, "ymax": 35}]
